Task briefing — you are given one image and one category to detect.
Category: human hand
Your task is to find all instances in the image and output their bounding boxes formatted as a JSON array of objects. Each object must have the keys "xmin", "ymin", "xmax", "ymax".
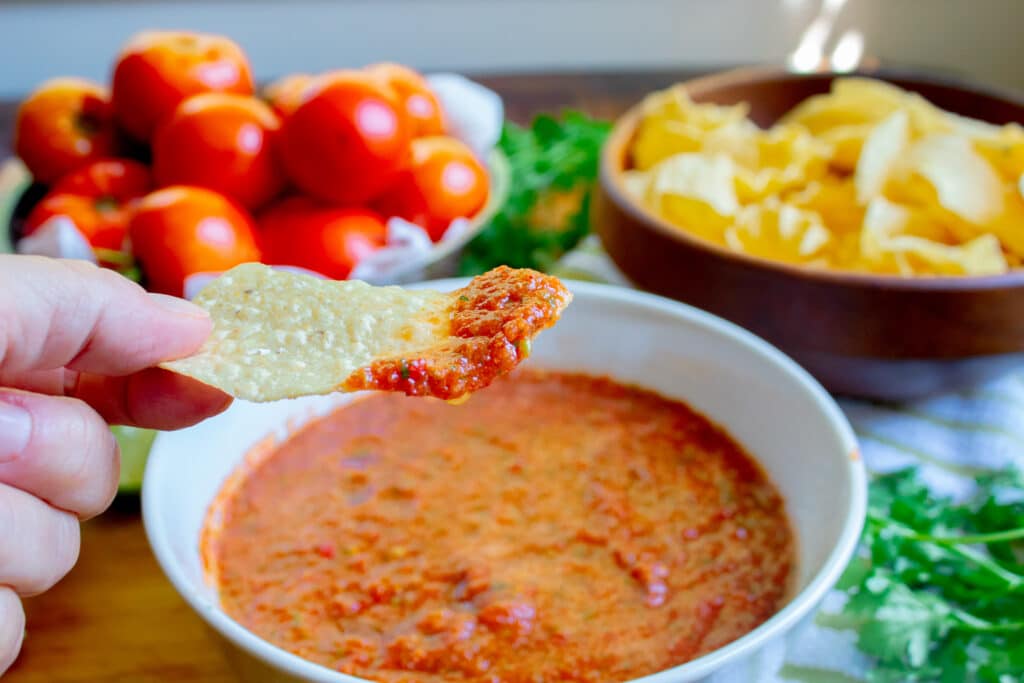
[{"xmin": 0, "ymin": 255, "xmax": 231, "ymax": 674}]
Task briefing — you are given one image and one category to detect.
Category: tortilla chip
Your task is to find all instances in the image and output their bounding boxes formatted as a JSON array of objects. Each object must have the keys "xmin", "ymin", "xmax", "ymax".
[
  {"xmin": 631, "ymin": 87, "xmax": 757, "ymax": 170},
  {"xmin": 901, "ymin": 133, "xmax": 1004, "ymax": 224},
  {"xmin": 973, "ymin": 124, "xmax": 1024, "ymax": 180},
  {"xmin": 727, "ymin": 199, "xmax": 832, "ymax": 264},
  {"xmin": 632, "ymin": 119, "xmax": 703, "ymax": 171},
  {"xmin": 779, "ymin": 92, "xmax": 879, "ymax": 135},
  {"xmin": 861, "ymin": 197, "xmax": 1007, "ymax": 276},
  {"xmin": 622, "ymin": 170, "xmax": 651, "ymax": 203},
  {"xmin": 732, "ymin": 124, "xmax": 832, "ymax": 202},
  {"xmin": 645, "ymin": 153, "xmax": 739, "ymax": 215},
  {"xmin": 856, "ymin": 110, "xmax": 909, "ymax": 204},
  {"xmin": 820, "ymin": 124, "xmax": 872, "ymax": 172},
  {"xmin": 974, "ymin": 188, "xmax": 1024, "ymax": 258},
  {"xmin": 781, "ymin": 78, "xmax": 903, "ymax": 134},
  {"xmin": 162, "ymin": 264, "xmax": 572, "ymax": 402},
  {"xmin": 789, "ymin": 179, "xmax": 864, "ymax": 236},
  {"xmin": 947, "ymin": 112, "xmax": 1011, "ymax": 140},
  {"xmin": 635, "ymin": 153, "xmax": 742, "ymax": 243}
]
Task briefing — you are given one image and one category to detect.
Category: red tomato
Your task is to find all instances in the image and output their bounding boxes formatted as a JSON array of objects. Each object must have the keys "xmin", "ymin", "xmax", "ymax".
[
  {"xmin": 153, "ymin": 93, "xmax": 285, "ymax": 210},
  {"xmin": 374, "ymin": 136, "xmax": 489, "ymax": 241},
  {"xmin": 129, "ymin": 186, "xmax": 262, "ymax": 296},
  {"xmin": 51, "ymin": 157, "xmax": 153, "ymax": 197},
  {"xmin": 367, "ymin": 63, "xmax": 446, "ymax": 137},
  {"xmin": 14, "ymin": 78, "xmax": 118, "ymax": 185},
  {"xmin": 279, "ymin": 71, "xmax": 411, "ymax": 204},
  {"xmin": 24, "ymin": 158, "xmax": 152, "ymax": 251},
  {"xmin": 111, "ymin": 30, "xmax": 254, "ymax": 142},
  {"xmin": 259, "ymin": 197, "xmax": 386, "ymax": 279},
  {"xmin": 262, "ymin": 73, "xmax": 313, "ymax": 117}
]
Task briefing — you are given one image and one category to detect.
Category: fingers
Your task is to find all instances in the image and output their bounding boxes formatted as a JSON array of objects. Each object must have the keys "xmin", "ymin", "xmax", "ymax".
[
  {"xmin": 2, "ymin": 365, "xmax": 232, "ymax": 432},
  {"xmin": 0, "ymin": 367, "xmax": 66, "ymax": 396},
  {"xmin": 0, "ymin": 587, "xmax": 25, "ymax": 675},
  {"xmin": 0, "ymin": 256, "xmax": 210, "ymax": 379},
  {"xmin": 0, "ymin": 389, "xmax": 119, "ymax": 520},
  {"xmin": 0, "ymin": 482, "xmax": 79, "ymax": 596},
  {"xmin": 71, "ymin": 368, "xmax": 233, "ymax": 431}
]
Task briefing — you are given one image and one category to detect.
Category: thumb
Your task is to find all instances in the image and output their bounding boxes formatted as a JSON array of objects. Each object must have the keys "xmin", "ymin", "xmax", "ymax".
[{"xmin": 0, "ymin": 256, "xmax": 210, "ymax": 378}]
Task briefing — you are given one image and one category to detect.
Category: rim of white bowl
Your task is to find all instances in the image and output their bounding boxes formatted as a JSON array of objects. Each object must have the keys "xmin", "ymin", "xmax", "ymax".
[{"xmin": 143, "ymin": 279, "xmax": 867, "ymax": 683}]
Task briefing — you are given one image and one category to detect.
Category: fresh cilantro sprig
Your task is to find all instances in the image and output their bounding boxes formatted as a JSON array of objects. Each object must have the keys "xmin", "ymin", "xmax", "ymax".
[
  {"xmin": 460, "ymin": 111, "xmax": 611, "ymax": 275},
  {"xmin": 834, "ymin": 468, "xmax": 1024, "ymax": 681}
]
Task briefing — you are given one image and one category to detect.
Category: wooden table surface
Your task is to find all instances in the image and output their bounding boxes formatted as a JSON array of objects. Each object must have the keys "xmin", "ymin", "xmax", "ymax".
[{"xmin": 1, "ymin": 68, "xmax": 707, "ymax": 682}]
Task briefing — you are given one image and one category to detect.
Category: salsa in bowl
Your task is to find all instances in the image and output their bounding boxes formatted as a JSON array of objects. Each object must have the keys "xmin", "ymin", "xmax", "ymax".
[{"xmin": 142, "ymin": 279, "xmax": 865, "ymax": 682}]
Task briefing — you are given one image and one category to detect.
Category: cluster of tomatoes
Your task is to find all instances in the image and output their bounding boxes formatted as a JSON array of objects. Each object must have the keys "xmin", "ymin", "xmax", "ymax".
[{"xmin": 13, "ymin": 30, "xmax": 490, "ymax": 295}]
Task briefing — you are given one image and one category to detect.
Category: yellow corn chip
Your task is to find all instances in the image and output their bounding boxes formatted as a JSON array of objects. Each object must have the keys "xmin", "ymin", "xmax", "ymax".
[
  {"xmin": 782, "ymin": 77, "xmax": 956, "ymax": 141},
  {"xmin": 646, "ymin": 153, "xmax": 740, "ymax": 214},
  {"xmin": 789, "ymin": 180, "xmax": 864, "ymax": 236},
  {"xmin": 653, "ymin": 154, "xmax": 738, "ymax": 240},
  {"xmin": 781, "ymin": 78, "xmax": 902, "ymax": 133},
  {"xmin": 726, "ymin": 199, "xmax": 831, "ymax": 264},
  {"xmin": 946, "ymin": 112, "xmax": 1011, "ymax": 140},
  {"xmin": 856, "ymin": 110, "xmax": 910, "ymax": 204},
  {"xmin": 820, "ymin": 124, "xmax": 872, "ymax": 172},
  {"xmin": 622, "ymin": 170, "xmax": 651, "ymax": 203},
  {"xmin": 732, "ymin": 124, "xmax": 832, "ymax": 202},
  {"xmin": 632, "ymin": 87, "xmax": 755, "ymax": 170},
  {"xmin": 632, "ymin": 119, "xmax": 704, "ymax": 171},
  {"xmin": 757, "ymin": 123, "xmax": 831, "ymax": 171},
  {"xmin": 641, "ymin": 86, "xmax": 750, "ymax": 130},
  {"xmin": 973, "ymin": 188, "xmax": 1024, "ymax": 258},
  {"xmin": 779, "ymin": 93, "xmax": 880, "ymax": 135},
  {"xmin": 901, "ymin": 133, "xmax": 1004, "ymax": 224},
  {"xmin": 861, "ymin": 197, "xmax": 1007, "ymax": 276},
  {"xmin": 973, "ymin": 124, "xmax": 1024, "ymax": 180}
]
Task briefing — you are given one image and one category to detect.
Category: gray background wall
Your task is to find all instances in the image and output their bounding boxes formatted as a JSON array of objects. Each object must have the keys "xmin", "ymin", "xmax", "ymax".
[{"xmin": 0, "ymin": 0, "xmax": 1020, "ymax": 98}]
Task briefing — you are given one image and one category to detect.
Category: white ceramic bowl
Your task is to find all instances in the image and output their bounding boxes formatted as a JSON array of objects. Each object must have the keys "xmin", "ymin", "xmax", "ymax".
[{"xmin": 143, "ymin": 280, "xmax": 867, "ymax": 683}]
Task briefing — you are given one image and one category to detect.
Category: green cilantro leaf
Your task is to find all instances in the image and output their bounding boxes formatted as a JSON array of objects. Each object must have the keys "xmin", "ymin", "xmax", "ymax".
[
  {"xmin": 460, "ymin": 111, "xmax": 611, "ymax": 275},
  {"xmin": 845, "ymin": 570, "xmax": 952, "ymax": 667},
  {"xmin": 833, "ymin": 466, "xmax": 1024, "ymax": 681}
]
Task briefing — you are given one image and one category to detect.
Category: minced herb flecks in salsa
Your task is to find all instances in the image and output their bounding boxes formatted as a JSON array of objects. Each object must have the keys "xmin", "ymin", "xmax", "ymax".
[{"xmin": 203, "ymin": 370, "xmax": 794, "ymax": 682}]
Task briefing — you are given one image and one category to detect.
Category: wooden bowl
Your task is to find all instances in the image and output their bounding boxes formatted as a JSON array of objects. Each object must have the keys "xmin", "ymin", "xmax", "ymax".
[{"xmin": 594, "ymin": 66, "xmax": 1024, "ymax": 401}]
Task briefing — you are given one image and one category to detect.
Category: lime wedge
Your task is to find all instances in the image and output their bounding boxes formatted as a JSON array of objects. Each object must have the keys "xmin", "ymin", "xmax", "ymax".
[{"xmin": 112, "ymin": 425, "xmax": 157, "ymax": 494}]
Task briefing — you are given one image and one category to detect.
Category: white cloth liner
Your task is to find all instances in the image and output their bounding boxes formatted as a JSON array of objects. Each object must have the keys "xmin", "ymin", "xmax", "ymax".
[{"xmin": 15, "ymin": 215, "xmax": 97, "ymax": 262}]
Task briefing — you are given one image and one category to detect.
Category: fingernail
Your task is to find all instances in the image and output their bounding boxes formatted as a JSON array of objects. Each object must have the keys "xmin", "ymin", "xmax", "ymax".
[
  {"xmin": 0, "ymin": 399, "xmax": 32, "ymax": 463},
  {"xmin": 148, "ymin": 293, "xmax": 209, "ymax": 319}
]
